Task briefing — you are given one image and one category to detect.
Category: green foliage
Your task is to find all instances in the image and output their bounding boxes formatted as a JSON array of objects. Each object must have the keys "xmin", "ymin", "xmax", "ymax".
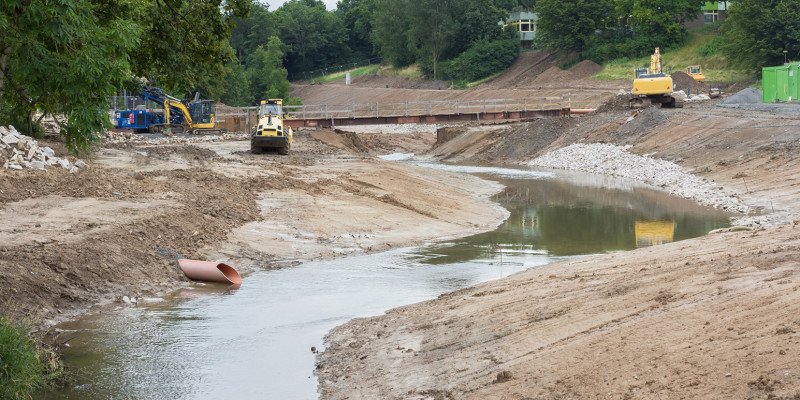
[
  {"xmin": 371, "ymin": 0, "xmax": 508, "ymax": 78},
  {"xmin": 0, "ymin": 311, "xmax": 56, "ymax": 398},
  {"xmin": 536, "ymin": 0, "xmax": 703, "ymax": 63},
  {"xmin": 127, "ymin": 0, "xmax": 252, "ymax": 94},
  {"xmin": 443, "ymin": 38, "xmax": 520, "ymax": 83},
  {"xmin": 722, "ymin": 0, "xmax": 800, "ymax": 71},
  {"xmin": 535, "ymin": 0, "xmax": 612, "ymax": 52},
  {"xmin": 0, "ymin": 0, "xmax": 251, "ymax": 154},
  {"xmin": 247, "ymin": 36, "xmax": 294, "ymax": 104},
  {"xmin": 221, "ymin": 62, "xmax": 252, "ymax": 107},
  {"xmin": 0, "ymin": 0, "xmax": 139, "ymax": 153},
  {"xmin": 335, "ymin": 0, "xmax": 379, "ymax": 60},
  {"xmin": 697, "ymin": 35, "xmax": 725, "ymax": 57}
]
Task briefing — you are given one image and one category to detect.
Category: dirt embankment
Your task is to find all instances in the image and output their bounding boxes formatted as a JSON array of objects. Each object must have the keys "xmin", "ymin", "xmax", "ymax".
[
  {"xmin": 0, "ymin": 129, "xmax": 506, "ymax": 327},
  {"xmin": 290, "ymin": 50, "xmax": 628, "ymax": 107},
  {"xmin": 317, "ymin": 100, "xmax": 800, "ymax": 399}
]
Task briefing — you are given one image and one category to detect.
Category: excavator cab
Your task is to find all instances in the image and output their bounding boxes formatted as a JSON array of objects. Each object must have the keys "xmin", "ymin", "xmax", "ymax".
[
  {"xmin": 686, "ymin": 65, "xmax": 705, "ymax": 82},
  {"xmin": 189, "ymin": 100, "xmax": 216, "ymax": 124}
]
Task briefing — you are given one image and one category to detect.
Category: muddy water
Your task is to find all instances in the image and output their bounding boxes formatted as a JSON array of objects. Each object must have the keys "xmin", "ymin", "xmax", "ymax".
[{"xmin": 43, "ymin": 165, "xmax": 730, "ymax": 400}]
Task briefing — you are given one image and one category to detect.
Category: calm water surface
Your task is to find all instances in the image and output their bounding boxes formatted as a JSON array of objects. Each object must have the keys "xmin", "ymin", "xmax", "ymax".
[{"xmin": 43, "ymin": 164, "xmax": 731, "ymax": 400}]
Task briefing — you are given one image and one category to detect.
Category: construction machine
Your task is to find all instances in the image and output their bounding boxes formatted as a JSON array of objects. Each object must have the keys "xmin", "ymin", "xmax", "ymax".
[
  {"xmin": 251, "ymin": 99, "xmax": 292, "ymax": 155},
  {"xmin": 114, "ymin": 87, "xmax": 227, "ymax": 134},
  {"xmin": 630, "ymin": 48, "xmax": 683, "ymax": 108},
  {"xmin": 685, "ymin": 65, "xmax": 706, "ymax": 82}
]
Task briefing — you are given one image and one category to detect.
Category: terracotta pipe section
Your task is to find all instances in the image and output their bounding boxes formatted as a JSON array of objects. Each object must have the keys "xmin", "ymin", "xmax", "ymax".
[
  {"xmin": 570, "ymin": 108, "xmax": 597, "ymax": 114},
  {"xmin": 177, "ymin": 259, "xmax": 242, "ymax": 285}
]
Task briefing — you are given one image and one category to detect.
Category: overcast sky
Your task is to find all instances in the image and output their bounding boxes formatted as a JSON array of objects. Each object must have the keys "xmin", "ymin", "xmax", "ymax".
[{"xmin": 263, "ymin": 0, "xmax": 339, "ymax": 10}]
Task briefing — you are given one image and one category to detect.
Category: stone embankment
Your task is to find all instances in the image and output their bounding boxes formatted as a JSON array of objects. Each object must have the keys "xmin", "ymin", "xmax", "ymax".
[
  {"xmin": 1, "ymin": 125, "xmax": 87, "ymax": 172},
  {"xmin": 528, "ymin": 143, "xmax": 787, "ymax": 226}
]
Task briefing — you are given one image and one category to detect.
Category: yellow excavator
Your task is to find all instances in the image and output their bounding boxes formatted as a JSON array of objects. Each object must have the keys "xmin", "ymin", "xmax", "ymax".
[
  {"xmin": 630, "ymin": 48, "xmax": 684, "ymax": 108},
  {"xmin": 251, "ymin": 99, "xmax": 293, "ymax": 155}
]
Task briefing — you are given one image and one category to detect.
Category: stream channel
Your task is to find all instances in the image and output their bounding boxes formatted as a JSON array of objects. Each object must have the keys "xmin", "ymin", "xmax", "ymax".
[{"xmin": 44, "ymin": 162, "xmax": 732, "ymax": 400}]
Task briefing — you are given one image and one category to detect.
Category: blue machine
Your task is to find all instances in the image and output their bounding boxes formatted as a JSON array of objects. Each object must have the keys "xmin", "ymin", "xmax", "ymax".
[{"xmin": 113, "ymin": 87, "xmax": 221, "ymax": 134}]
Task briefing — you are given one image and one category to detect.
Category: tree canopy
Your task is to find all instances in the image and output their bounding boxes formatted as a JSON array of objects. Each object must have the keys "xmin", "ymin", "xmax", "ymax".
[
  {"xmin": 535, "ymin": 0, "xmax": 704, "ymax": 61},
  {"xmin": 0, "ymin": 0, "xmax": 251, "ymax": 153},
  {"xmin": 722, "ymin": 0, "xmax": 800, "ymax": 70}
]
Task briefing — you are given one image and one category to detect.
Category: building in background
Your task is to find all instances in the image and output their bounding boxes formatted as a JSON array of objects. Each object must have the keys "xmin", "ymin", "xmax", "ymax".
[
  {"xmin": 684, "ymin": 1, "xmax": 729, "ymax": 29},
  {"xmin": 503, "ymin": 11, "xmax": 537, "ymax": 46}
]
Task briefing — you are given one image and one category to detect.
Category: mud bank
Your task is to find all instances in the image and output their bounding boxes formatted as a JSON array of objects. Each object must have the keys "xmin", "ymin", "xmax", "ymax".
[
  {"xmin": 317, "ymin": 102, "xmax": 800, "ymax": 399},
  {"xmin": 0, "ymin": 128, "xmax": 506, "ymax": 328}
]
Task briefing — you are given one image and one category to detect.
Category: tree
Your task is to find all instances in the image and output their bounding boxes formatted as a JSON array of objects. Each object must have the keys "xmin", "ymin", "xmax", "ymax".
[
  {"xmin": 723, "ymin": 0, "xmax": 800, "ymax": 71},
  {"xmin": 247, "ymin": 36, "xmax": 292, "ymax": 102},
  {"xmin": 406, "ymin": 0, "xmax": 460, "ymax": 78},
  {"xmin": 275, "ymin": 0, "xmax": 350, "ymax": 74},
  {"xmin": 335, "ymin": 0, "xmax": 378, "ymax": 60},
  {"xmin": 221, "ymin": 61, "xmax": 252, "ymax": 106},
  {"xmin": 372, "ymin": 0, "xmax": 416, "ymax": 67},
  {"xmin": 1, "ymin": 0, "xmax": 139, "ymax": 151},
  {"xmin": 0, "ymin": 0, "xmax": 252, "ymax": 153},
  {"xmin": 534, "ymin": 0, "xmax": 611, "ymax": 52}
]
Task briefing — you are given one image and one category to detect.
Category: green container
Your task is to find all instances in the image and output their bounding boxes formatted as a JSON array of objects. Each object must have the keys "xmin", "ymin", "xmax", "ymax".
[
  {"xmin": 789, "ymin": 63, "xmax": 800, "ymax": 102},
  {"xmin": 763, "ymin": 67, "xmax": 777, "ymax": 103},
  {"xmin": 762, "ymin": 63, "xmax": 800, "ymax": 103}
]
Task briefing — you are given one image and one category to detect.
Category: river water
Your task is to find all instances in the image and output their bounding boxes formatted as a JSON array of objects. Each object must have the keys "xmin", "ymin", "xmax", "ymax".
[{"xmin": 43, "ymin": 164, "xmax": 731, "ymax": 400}]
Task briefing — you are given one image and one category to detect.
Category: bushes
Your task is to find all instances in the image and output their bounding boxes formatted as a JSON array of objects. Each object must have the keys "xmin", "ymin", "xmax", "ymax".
[
  {"xmin": 0, "ymin": 311, "xmax": 57, "ymax": 399},
  {"xmin": 442, "ymin": 38, "xmax": 520, "ymax": 83}
]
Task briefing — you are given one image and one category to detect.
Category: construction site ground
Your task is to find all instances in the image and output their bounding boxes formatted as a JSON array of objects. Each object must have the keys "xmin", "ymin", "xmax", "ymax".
[{"xmin": 2, "ymin": 51, "xmax": 799, "ymax": 399}]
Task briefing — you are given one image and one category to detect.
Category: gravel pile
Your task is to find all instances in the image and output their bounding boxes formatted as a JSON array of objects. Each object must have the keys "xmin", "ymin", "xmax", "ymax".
[
  {"xmin": 103, "ymin": 131, "xmax": 248, "ymax": 145},
  {"xmin": 1, "ymin": 125, "xmax": 87, "ymax": 172},
  {"xmin": 529, "ymin": 143, "xmax": 749, "ymax": 213},
  {"xmin": 718, "ymin": 88, "xmax": 762, "ymax": 105}
]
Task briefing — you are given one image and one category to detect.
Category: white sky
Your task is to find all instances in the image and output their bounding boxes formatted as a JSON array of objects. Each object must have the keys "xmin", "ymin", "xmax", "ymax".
[{"xmin": 263, "ymin": 0, "xmax": 339, "ymax": 11}]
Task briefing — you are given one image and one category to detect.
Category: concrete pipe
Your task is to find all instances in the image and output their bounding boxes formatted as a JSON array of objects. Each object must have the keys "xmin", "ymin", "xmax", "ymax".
[{"xmin": 177, "ymin": 259, "xmax": 242, "ymax": 285}]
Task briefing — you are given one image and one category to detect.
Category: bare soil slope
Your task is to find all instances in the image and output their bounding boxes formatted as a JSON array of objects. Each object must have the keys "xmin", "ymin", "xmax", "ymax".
[
  {"xmin": 0, "ymin": 129, "xmax": 506, "ymax": 327},
  {"xmin": 317, "ymin": 100, "xmax": 800, "ymax": 400},
  {"xmin": 290, "ymin": 50, "xmax": 627, "ymax": 107}
]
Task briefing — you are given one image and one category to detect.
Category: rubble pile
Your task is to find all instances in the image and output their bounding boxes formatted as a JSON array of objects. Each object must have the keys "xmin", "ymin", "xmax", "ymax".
[
  {"xmin": 1, "ymin": 125, "xmax": 86, "ymax": 172},
  {"xmin": 103, "ymin": 130, "xmax": 248, "ymax": 145},
  {"xmin": 529, "ymin": 143, "xmax": 750, "ymax": 213}
]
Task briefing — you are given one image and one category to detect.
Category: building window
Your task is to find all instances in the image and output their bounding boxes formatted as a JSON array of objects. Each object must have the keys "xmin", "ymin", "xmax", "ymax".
[{"xmin": 704, "ymin": 10, "xmax": 718, "ymax": 24}]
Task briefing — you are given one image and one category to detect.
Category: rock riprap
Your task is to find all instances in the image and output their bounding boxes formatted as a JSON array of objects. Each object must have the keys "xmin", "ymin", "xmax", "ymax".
[
  {"xmin": 1, "ymin": 125, "xmax": 86, "ymax": 172},
  {"xmin": 529, "ymin": 143, "xmax": 749, "ymax": 213}
]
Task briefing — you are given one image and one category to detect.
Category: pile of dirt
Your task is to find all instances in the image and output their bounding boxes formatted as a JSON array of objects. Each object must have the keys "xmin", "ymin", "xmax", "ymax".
[
  {"xmin": 531, "ymin": 60, "xmax": 604, "ymax": 86},
  {"xmin": 614, "ymin": 107, "xmax": 670, "ymax": 143},
  {"xmin": 569, "ymin": 60, "xmax": 604, "ymax": 78},
  {"xmin": 595, "ymin": 93, "xmax": 632, "ymax": 113},
  {"xmin": 719, "ymin": 88, "xmax": 763, "ymax": 105},
  {"xmin": 485, "ymin": 50, "xmax": 580, "ymax": 89},
  {"xmin": 670, "ymin": 71, "xmax": 706, "ymax": 93}
]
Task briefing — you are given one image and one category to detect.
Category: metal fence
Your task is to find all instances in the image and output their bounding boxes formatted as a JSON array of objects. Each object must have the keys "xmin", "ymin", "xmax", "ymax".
[
  {"xmin": 282, "ymin": 94, "xmax": 603, "ymax": 120},
  {"xmin": 289, "ymin": 57, "xmax": 383, "ymax": 82}
]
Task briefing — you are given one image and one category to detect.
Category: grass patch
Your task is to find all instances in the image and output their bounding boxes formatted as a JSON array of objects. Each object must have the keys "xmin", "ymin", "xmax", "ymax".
[
  {"xmin": 464, "ymin": 71, "xmax": 503, "ymax": 88},
  {"xmin": 376, "ymin": 63, "xmax": 422, "ymax": 79},
  {"xmin": 311, "ymin": 64, "xmax": 381, "ymax": 83},
  {"xmin": 592, "ymin": 32, "xmax": 750, "ymax": 82},
  {"xmin": 0, "ymin": 309, "xmax": 61, "ymax": 398},
  {"xmin": 310, "ymin": 63, "xmax": 424, "ymax": 83}
]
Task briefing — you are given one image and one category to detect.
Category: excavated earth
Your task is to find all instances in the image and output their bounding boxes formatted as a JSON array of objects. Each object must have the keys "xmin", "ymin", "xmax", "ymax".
[
  {"xmin": 316, "ymin": 98, "xmax": 800, "ymax": 400},
  {"xmin": 2, "ymin": 52, "xmax": 800, "ymax": 399}
]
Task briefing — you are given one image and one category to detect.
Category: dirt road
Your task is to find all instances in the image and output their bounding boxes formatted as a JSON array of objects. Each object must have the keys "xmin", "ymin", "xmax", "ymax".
[
  {"xmin": 0, "ymin": 129, "xmax": 507, "ymax": 327},
  {"xmin": 316, "ymin": 101, "xmax": 800, "ymax": 399}
]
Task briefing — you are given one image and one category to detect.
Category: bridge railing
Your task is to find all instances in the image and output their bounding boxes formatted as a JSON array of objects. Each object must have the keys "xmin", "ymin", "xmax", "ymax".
[{"xmin": 282, "ymin": 95, "xmax": 602, "ymax": 120}]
